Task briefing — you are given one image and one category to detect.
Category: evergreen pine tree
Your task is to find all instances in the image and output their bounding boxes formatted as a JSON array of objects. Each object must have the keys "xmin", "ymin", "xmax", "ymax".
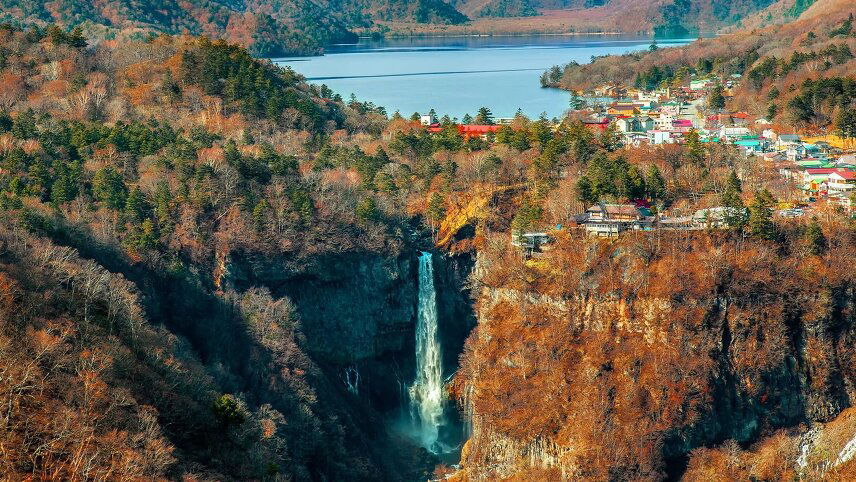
[
  {"xmin": 624, "ymin": 165, "xmax": 647, "ymax": 200},
  {"xmin": 92, "ymin": 167, "xmax": 128, "ymax": 210},
  {"xmin": 577, "ymin": 176, "xmax": 595, "ymax": 205},
  {"xmin": 224, "ymin": 140, "xmax": 242, "ymax": 168},
  {"xmin": 137, "ymin": 219, "xmax": 158, "ymax": 250},
  {"xmin": 708, "ymin": 85, "xmax": 726, "ymax": 110},
  {"xmin": 805, "ymin": 218, "xmax": 826, "ymax": 256},
  {"xmin": 355, "ymin": 197, "xmax": 380, "ymax": 223},
  {"xmin": 124, "ymin": 187, "xmax": 150, "ymax": 222},
  {"xmin": 252, "ymin": 199, "xmax": 270, "ymax": 232},
  {"xmin": 748, "ymin": 189, "xmax": 776, "ymax": 240},
  {"xmin": 426, "ymin": 192, "xmax": 446, "ymax": 229},
  {"xmin": 684, "ymin": 129, "xmax": 705, "ymax": 165},
  {"xmin": 153, "ymin": 181, "xmax": 172, "ymax": 229},
  {"xmin": 475, "ymin": 107, "xmax": 494, "ymax": 125},
  {"xmin": 835, "ymin": 108, "xmax": 856, "ymax": 138},
  {"xmin": 721, "ymin": 171, "xmax": 746, "ymax": 229},
  {"xmin": 646, "ymin": 165, "xmax": 667, "ymax": 201},
  {"xmin": 511, "ymin": 197, "xmax": 543, "ymax": 233},
  {"xmin": 721, "ymin": 171, "xmax": 742, "ymax": 205},
  {"xmin": 600, "ymin": 122, "xmax": 622, "ymax": 152},
  {"xmin": 767, "ymin": 103, "xmax": 778, "ymax": 120}
]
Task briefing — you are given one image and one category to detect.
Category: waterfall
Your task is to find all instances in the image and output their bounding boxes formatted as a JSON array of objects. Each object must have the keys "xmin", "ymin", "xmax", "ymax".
[{"xmin": 409, "ymin": 251, "xmax": 446, "ymax": 453}]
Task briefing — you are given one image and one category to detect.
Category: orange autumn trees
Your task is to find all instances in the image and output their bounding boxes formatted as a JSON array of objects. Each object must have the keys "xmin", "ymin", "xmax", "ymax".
[
  {"xmin": 455, "ymin": 226, "xmax": 856, "ymax": 480},
  {"xmin": 0, "ymin": 228, "xmax": 175, "ymax": 479}
]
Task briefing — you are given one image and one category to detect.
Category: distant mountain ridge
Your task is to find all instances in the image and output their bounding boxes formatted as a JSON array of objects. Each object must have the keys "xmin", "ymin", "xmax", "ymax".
[
  {"xmin": 0, "ymin": 0, "xmax": 794, "ymax": 55},
  {"xmin": 0, "ymin": 0, "xmax": 359, "ymax": 55}
]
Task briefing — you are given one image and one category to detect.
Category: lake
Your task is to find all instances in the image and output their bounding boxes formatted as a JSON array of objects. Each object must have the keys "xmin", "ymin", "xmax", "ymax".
[{"xmin": 274, "ymin": 35, "xmax": 692, "ymax": 120}]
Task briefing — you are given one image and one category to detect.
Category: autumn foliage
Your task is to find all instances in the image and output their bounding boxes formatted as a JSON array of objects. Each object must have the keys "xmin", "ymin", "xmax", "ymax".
[{"xmin": 455, "ymin": 225, "xmax": 856, "ymax": 479}]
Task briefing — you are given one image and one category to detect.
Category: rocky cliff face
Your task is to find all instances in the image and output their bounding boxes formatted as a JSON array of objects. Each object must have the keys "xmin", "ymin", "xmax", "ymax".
[
  {"xmin": 220, "ymin": 247, "xmax": 476, "ymax": 415},
  {"xmin": 454, "ymin": 232, "xmax": 856, "ymax": 480},
  {"xmin": 223, "ymin": 251, "xmax": 418, "ymax": 363}
]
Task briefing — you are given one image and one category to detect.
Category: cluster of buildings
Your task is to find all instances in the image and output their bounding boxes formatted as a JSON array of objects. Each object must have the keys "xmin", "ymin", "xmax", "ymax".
[
  {"xmin": 579, "ymin": 78, "xmax": 856, "ymax": 210},
  {"xmin": 578, "ymin": 202, "xmax": 744, "ymax": 237},
  {"xmin": 511, "ymin": 76, "xmax": 856, "ymax": 250},
  {"xmin": 772, "ymin": 144, "xmax": 856, "ymax": 209},
  {"xmin": 579, "ymin": 83, "xmax": 752, "ymax": 147},
  {"xmin": 420, "ymin": 73, "xmax": 855, "ymax": 252},
  {"xmin": 513, "ymin": 201, "xmax": 747, "ymax": 254}
]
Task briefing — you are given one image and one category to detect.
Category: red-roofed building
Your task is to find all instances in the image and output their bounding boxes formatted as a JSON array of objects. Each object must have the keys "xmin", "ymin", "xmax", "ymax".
[
  {"xmin": 805, "ymin": 168, "xmax": 839, "ymax": 175},
  {"xmin": 426, "ymin": 124, "xmax": 501, "ymax": 140},
  {"xmin": 671, "ymin": 119, "xmax": 694, "ymax": 132},
  {"xmin": 583, "ymin": 118, "xmax": 610, "ymax": 132},
  {"xmin": 802, "ymin": 168, "xmax": 840, "ymax": 188},
  {"xmin": 828, "ymin": 169, "xmax": 856, "ymax": 192},
  {"xmin": 458, "ymin": 124, "xmax": 500, "ymax": 139}
]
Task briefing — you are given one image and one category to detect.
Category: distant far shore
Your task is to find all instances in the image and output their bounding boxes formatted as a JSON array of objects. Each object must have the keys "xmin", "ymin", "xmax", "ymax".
[{"xmin": 355, "ymin": 31, "xmax": 630, "ymax": 40}]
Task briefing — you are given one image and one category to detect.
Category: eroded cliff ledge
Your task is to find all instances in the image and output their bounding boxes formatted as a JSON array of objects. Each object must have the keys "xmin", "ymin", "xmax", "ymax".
[{"xmin": 454, "ymin": 230, "xmax": 856, "ymax": 480}]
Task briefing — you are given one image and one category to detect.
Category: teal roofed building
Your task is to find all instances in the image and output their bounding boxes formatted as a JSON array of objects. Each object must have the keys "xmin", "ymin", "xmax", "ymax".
[
  {"xmin": 734, "ymin": 139, "xmax": 763, "ymax": 153},
  {"xmin": 797, "ymin": 160, "xmax": 830, "ymax": 168}
]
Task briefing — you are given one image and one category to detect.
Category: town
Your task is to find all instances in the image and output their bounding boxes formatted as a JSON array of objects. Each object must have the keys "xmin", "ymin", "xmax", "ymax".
[{"xmin": 415, "ymin": 71, "xmax": 856, "ymax": 250}]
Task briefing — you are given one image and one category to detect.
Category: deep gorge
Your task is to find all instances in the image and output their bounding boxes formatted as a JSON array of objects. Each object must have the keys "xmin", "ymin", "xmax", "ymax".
[{"xmin": 218, "ymin": 242, "xmax": 478, "ymax": 469}]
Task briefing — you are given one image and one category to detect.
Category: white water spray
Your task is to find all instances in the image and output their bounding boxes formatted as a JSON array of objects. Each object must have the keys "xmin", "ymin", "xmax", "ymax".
[{"xmin": 409, "ymin": 251, "xmax": 446, "ymax": 452}]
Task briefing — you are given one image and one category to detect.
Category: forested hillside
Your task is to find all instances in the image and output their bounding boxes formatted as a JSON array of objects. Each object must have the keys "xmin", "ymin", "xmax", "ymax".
[
  {"xmin": 0, "ymin": 0, "xmax": 359, "ymax": 56},
  {"xmin": 450, "ymin": 0, "xmax": 780, "ymax": 29},
  {"xmin": 339, "ymin": 0, "xmax": 470, "ymax": 24},
  {"xmin": 3, "ymin": 5, "xmax": 856, "ymax": 477},
  {"xmin": 0, "ymin": 0, "xmax": 473, "ymax": 56},
  {"xmin": 543, "ymin": 0, "xmax": 855, "ymax": 133},
  {"xmin": 0, "ymin": 0, "xmax": 802, "ymax": 55},
  {"xmin": 437, "ymin": 2, "xmax": 856, "ymax": 479},
  {"xmin": 0, "ymin": 21, "xmax": 631, "ymax": 480},
  {"xmin": 0, "ymin": 24, "xmax": 437, "ymax": 479}
]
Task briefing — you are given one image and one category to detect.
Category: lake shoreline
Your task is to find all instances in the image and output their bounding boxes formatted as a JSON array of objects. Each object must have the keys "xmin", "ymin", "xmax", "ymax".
[
  {"xmin": 352, "ymin": 31, "xmax": 630, "ymax": 41},
  {"xmin": 275, "ymin": 35, "xmax": 691, "ymax": 119}
]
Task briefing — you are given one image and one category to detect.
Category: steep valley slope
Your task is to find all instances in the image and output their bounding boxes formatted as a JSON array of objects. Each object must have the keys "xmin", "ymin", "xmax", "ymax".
[{"xmin": 452, "ymin": 229, "xmax": 856, "ymax": 480}]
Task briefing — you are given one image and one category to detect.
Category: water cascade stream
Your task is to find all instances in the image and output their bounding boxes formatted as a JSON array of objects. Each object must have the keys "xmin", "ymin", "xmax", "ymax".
[{"xmin": 409, "ymin": 251, "xmax": 447, "ymax": 453}]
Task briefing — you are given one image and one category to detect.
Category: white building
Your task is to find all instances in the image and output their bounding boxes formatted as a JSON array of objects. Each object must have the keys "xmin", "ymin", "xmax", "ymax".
[
  {"xmin": 719, "ymin": 126, "xmax": 751, "ymax": 140},
  {"xmin": 828, "ymin": 170, "xmax": 856, "ymax": 192},
  {"xmin": 648, "ymin": 130, "xmax": 676, "ymax": 145}
]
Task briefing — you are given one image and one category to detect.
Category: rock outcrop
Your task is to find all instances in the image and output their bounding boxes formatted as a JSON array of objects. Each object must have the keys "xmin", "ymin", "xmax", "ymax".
[{"xmin": 454, "ymin": 232, "xmax": 856, "ymax": 480}]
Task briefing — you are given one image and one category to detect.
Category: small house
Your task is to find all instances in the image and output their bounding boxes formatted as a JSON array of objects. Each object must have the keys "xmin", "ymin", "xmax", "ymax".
[
  {"xmin": 803, "ymin": 168, "xmax": 838, "ymax": 185},
  {"xmin": 511, "ymin": 231, "xmax": 553, "ymax": 256},
  {"xmin": 692, "ymin": 207, "xmax": 746, "ymax": 228},
  {"xmin": 648, "ymin": 130, "xmax": 675, "ymax": 145},
  {"xmin": 616, "ymin": 117, "xmax": 643, "ymax": 133},
  {"xmin": 720, "ymin": 126, "xmax": 751, "ymax": 140},
  {"xmin": 776, "ymin": 134, "xmax": 801, "ymax": 149},
  {"xmin": 734, "ymin": 139, "xmax": 763, "ymax": 154},
  {"xmin": 457, "ymin": 124, "xmax": 500, "ymax": 140},
  {"xmin": 584, "ymin": 203, "xmax": 652, "ymax": 237},
  {"xmin": 827, "ymin": 170, "xmax": 856, "ymax": 193}
]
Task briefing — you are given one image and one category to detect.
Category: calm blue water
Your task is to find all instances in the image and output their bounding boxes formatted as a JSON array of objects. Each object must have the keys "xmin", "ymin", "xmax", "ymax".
[{"xmin": 274, "ymin": 35, "xmax": 692, "ymax": 119}]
